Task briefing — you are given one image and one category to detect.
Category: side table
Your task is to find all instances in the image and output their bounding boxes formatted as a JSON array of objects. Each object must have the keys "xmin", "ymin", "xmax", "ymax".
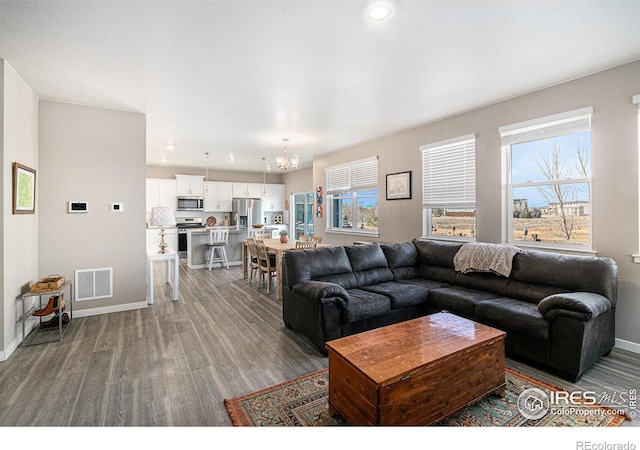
[
  {"xmin": 20, "ymin": 281, "xmax": 73, "ymax": 346},
  {"xmin": 147, "ymin": 247, "xmax": 179, "ymax": 304}
]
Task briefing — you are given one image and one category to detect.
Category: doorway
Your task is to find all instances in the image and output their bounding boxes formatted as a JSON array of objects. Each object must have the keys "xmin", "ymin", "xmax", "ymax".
[{"xmin": 292, "ymin": 192, "xmax": 314, "ymax": 239}]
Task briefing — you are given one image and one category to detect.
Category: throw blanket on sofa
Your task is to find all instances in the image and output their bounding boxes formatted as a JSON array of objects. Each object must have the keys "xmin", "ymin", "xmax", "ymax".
[{"xmin": 453, "ymin": 243, "xmax": 522, "ymax": 277}]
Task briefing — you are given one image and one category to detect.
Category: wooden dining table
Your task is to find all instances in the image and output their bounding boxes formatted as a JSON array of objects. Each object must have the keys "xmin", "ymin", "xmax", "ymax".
[{"xmin": 242, "ymin": 238, "xmax": 330, "ymax": 300}]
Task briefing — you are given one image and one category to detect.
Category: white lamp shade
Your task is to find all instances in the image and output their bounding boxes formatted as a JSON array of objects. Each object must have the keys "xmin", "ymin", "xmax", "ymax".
[{"xmin": 149, "ymin": 206, "xmax": 176, "ymax": 227}]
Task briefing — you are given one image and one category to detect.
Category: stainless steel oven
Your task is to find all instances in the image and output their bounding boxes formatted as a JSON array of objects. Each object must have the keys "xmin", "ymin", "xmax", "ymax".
[{"xmin": 176, "ymin": 217, "xmax": 204, "ymax": 258}]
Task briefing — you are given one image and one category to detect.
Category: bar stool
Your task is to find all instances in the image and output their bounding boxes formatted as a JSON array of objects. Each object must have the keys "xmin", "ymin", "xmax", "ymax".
[{"xmin": 207, "ymin": 228, "xmax": 229, "ymax": 270}]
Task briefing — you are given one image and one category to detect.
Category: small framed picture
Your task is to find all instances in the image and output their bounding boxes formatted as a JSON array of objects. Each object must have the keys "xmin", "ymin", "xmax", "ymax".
[
  {"xmin": 12, "ymin": 162, "xmax": 36, "ymax": 214},
  {"xmin": 386, "ymin": 171, "xmax": 411, "ymax": 200}
]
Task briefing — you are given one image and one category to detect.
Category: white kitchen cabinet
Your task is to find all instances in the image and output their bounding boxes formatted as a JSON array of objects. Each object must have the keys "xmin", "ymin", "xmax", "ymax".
[
  {"xmin": 232, "ymin": 183, "xmax": 263, "ymax": 198},
  {"xmin": 175, "ymin": 175, "xmax": 204, "ymax": 196},
  {"xmin": 264, "ymin": 184, "xmax": 285, "ymax": 211},
  {"xmin": 204, "ymin": 181, "xmax": 233, "ymax": 212},
  {"xmin": 146, "ymin": 227, "xmax": 178, "ymax": 251},
  {"xmin": 146, "ymin": 178, "xmax": 177, "ymax": 212}
]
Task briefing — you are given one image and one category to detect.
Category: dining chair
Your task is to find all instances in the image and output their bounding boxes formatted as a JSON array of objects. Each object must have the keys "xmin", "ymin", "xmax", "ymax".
[
  {"xmin": 255, "ymin": 239, "xmax": 277, "ymax": 292},
  {"xmin": 254, "ymin": 232, "xmax": 272, "ymax": 240},
  {"xmin": 245, "ymin": 237, "xmax": 260, "ymax": 284},
  {"xmin": 298, "ymin": 234, "xmax": 310, "ymax": 241},
  {"xmin": 295, "ymin": 240, "xmax": 317, "ymax": 249},
  {"xmin": 311, "ymin": 235, "xmax": 323, "ymax": 244},
  {"xmin": 206, "ymin": 228, "xmax": 229, "ymax": 270}
]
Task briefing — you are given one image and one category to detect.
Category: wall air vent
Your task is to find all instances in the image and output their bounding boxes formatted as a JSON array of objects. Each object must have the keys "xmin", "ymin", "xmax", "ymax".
[{"xmin": 74, "ymin": 267, "xmax": 113, "ymax": 301}]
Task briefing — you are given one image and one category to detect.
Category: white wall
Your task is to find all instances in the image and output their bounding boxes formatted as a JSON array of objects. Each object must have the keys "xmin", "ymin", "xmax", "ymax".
[
  {"xmin": 313, "ymin": 60, "xmax": 640, "ymax": 348},
  {"xmin": 1, "ymin": 60, "xmax": 39, "ymax": 358},
  {"xmin": 38, "ymin": 101, "xmax": 147, "ymax": 317}
]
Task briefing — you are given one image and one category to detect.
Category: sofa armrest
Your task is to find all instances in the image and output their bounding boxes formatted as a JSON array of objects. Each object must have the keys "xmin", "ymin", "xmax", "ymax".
[
  {"xmin": 292, "ymin": 281, "xmax": 349, "ymax": 308},
  {"xmin": 538, "ymin": 292, "xmax": 612, "ymax": 321}
]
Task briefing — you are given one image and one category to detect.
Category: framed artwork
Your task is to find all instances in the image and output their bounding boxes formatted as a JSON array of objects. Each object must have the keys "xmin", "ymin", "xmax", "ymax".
[
  {"xmin": 12, "ymin": 162, "xmax": 36, "ymax": 214},
  {"xmin": 386, "ymin": 171, "xmax": 411, "ymax": 200}
]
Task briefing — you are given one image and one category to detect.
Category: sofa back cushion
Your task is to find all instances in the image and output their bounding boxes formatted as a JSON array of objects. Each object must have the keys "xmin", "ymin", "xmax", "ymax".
[
  {"xmin": 413, "ymin": 239, "xmax": 462, "ymax": 268},
  {"xmin": 510, "ymin": 250, "xmax": 618, "ymax": 305},
  {"xmin": 345, "ymin": 244, "xmax": 394, "ymax": 287},
  {"xmin": 380, "ymin": 242, "xmax": 419, "ymax": 279},
  {"xmin": 283, "ymin": 246, "xmax": 357, "ymax": 290}
]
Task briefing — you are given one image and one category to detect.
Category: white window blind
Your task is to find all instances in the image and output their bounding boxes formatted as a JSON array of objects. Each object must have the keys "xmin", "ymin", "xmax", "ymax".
[
  {"xmin": 421, "ymin": 135, "xmax": 476, "ymax": 209},
  {"xmin": 499, "ymin": 107, "xmax": 593, "ymax": 145},
  {"xmin": 326, "ymin": 156, "xmax": 378, "ymax": 194}
]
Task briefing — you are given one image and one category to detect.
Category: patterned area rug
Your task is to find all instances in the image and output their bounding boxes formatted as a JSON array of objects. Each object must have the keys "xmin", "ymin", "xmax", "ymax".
[{"xmin": 224, "ymin": 367, "xmax": 627, "ymax": 427}]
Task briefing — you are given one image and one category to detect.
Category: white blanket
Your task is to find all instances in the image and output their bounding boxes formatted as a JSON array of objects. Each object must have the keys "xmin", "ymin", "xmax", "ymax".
[{"xmin": 453, "ymin": 243, "xmax": 522, "ymax": 277}]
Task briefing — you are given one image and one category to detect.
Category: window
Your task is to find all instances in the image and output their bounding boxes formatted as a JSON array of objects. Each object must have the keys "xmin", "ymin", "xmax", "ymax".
[
  {"xmin": 325, "ymin": 156, "xmax": 378, "ymax": 235},
  {"xmin": 420, "ymin": 135, "xmax": 476, "ymax": 240},
  {"xmin": 500, "ymin": 107, "xmax": 593, "ymax": 250}
]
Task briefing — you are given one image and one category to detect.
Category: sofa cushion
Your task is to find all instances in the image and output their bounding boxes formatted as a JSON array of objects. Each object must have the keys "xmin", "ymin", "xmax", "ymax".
[
  {"xmin": 381, "ymin": 242, "xmax": 419, "ymax": 280},
  {"xmin": 505, "ymin": 279, "xmax": 569, "ymax": 304},
  {"xmin": 475, "ymin": 298, "xmax": 549, "ymax": 340},
  {"xmin": 510, "ymin": 250, "xmax": 618, "ymax": 305},
  {"xmin": 398, "ymin": 278, "xmax": 450, "ymax": 290},
  {"xmin": 361, "ymin": 281, "xmax": 430, "ymax": 309},
  {"xmin": 413, "ymin": 238, "xmax": 461, "ymax": 268},
  {"xmin": 428, "ymin": 286, "xmax": 502, "ymax": 319},
  {"xmin": 345, "ymin": 244, "xmax": 394, "ymax": 287},
  {"xmin": 343, "ymin": 289, "xmax": 391, "ymax": 323},
  {"xmin": 283, "ymin": 246, "xmax": 357, "ymax": 289}
]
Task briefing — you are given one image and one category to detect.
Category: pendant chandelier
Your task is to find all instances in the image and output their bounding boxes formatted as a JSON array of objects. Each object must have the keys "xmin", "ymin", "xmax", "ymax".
[{"xmin": 276, "ymin": 138, "xmax": 299, "ymax": 171}]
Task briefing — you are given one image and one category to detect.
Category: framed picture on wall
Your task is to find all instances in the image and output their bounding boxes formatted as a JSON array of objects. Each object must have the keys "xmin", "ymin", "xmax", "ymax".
[
  {"xmin": 386, "ymin": 171, "xmax": 411, "ymax": 200},
  {"xmin": 12, "ymin": 162, "xmax": 36, "ymax": 214}
]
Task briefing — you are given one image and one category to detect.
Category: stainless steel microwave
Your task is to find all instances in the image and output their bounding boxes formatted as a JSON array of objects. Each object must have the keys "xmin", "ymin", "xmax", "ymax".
[{"xmin": 177, "ymin": 196, "xmax": 204, "ymax": 211}]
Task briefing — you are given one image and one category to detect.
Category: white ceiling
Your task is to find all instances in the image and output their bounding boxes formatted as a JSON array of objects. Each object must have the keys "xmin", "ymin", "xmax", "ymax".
[{"xmin": 1, "ymin": 1, "xmax": 639, "ymax": 173}]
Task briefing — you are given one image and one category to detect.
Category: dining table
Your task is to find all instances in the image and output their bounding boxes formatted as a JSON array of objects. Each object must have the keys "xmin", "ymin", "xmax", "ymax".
[{"xmin": 242, "ymin": 238, "xmax": 330, "ymax": 300}]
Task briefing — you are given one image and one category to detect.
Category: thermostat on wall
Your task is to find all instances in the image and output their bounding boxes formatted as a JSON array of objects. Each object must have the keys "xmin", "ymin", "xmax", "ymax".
[
  {"xmin": 110, "ymin": 202, "xmax": 124, "ymax": 212},
  {"xmin": 68, "ymin": 201, "xmax": 88, "ymax": 213}
]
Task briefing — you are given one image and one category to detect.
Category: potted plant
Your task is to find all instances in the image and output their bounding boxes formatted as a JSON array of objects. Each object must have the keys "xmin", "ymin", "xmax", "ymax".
[{"xmin": 279, "ymin": 229, "xmax": 289, "ymax": 243}]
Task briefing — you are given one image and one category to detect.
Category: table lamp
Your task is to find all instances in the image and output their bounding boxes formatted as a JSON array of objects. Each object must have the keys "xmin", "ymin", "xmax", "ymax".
[{"xmin": 149, "ymin": 206, "xmax": 176, "ymax": 253}]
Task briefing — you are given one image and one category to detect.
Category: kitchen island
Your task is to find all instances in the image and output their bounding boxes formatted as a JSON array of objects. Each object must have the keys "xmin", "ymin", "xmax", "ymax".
[{"xmin": 186, "ymin": 227, "xmax": 277, "ymax": 269}]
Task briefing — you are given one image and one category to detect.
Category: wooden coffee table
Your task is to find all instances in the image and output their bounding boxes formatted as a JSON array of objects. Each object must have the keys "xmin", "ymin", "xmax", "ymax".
[{"xmin": 325, "ymin": 312, "xmax": 506, "ymax": 425}]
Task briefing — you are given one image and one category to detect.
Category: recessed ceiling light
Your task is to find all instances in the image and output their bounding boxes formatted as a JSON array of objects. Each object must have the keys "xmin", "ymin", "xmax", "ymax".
[{"xmin": 367, "ymin": 2, "xmax": 392, "ymax": 20}]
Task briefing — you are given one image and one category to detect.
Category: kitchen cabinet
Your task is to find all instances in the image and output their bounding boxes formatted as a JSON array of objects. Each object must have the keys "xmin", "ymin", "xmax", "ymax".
[
  {"xmin": 175, "ymin": 175, "xmax": 204, "ymax": 196},
  {"xmin": 146, "ymin": 178, "xmax": 177, "ymax": 212},
  {"xmin": 204, "ymin": 181, "xmax": 233, "ymax": 212},
  {"xmin": 232, "ymin": 183, "xmax": 263, "ymax": 198},
  {"xmin": 264, "ymin": 184, "xmax": 285, "ymax": 211}
]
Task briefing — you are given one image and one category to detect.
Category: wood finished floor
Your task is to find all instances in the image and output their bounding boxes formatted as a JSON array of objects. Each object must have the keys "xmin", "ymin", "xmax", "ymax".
[{"xmin": 0, "ymin": 260, "xmax": 638, "ymax": 427}]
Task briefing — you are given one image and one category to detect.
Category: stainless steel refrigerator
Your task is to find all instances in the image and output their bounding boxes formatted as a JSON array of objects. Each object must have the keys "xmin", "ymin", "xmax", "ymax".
[{"xmin": 231, "ymin": 198, "xmax": 264, "ymax": 228}]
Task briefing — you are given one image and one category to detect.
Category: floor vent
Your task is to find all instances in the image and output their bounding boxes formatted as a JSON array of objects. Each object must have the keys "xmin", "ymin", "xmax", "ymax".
[{"xmin": 75, "ymin": 267, "xmax": 113, "ymax": 301}]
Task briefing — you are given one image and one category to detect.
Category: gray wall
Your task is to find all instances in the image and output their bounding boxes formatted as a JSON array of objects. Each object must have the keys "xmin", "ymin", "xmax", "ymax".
[
  {"xmin": 311, "ymin": 60, "xmax": 640, "ymax": 349},
  {"xmin": 1, "ymin": 60, "xmax": 39, "ymax": 358},
  {"xmin": 38, "ymin": 101, "xmax": 147, "ymax": 317}
]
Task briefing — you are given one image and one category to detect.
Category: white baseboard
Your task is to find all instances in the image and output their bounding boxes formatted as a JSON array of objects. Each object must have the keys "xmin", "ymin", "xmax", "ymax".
[
  {"xmin": 615, "ymin": 338, "xmax": 640, "ymax": 354},
  {"xmin": 72, "ymin": 300, "xmax": 148, "ymax": 318}
]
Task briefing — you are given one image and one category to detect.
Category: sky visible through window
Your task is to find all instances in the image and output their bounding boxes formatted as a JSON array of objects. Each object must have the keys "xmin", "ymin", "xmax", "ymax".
[{"xmin": 510, "ymin": 130, "xmax": 591, "ymax": 208}]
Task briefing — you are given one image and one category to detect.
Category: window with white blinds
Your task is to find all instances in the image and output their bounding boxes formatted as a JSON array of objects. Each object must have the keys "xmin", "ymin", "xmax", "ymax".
[
  {"xmin": 501, "ymin": 107, "xmax": 593, "ymax": 250},
  {"xmin": 420, "ymin": 135, "xmax": 476, "ymax": 209},
  {"xmin": 499, "ymin": 106, "xmax": 593, "ymax": 145},
  {"xmin": 325, "ymin": 156, "xmax": 379, "ymax": 235},
  {"xmin": 326, "ymin": 156, "xmax": 378, "ymax": 194}
]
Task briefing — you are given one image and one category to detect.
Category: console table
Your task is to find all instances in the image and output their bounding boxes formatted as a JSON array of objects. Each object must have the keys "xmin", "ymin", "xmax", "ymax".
[{"xmin": 147, "ymin": 247, "xmax": 179, "ymax": 304}]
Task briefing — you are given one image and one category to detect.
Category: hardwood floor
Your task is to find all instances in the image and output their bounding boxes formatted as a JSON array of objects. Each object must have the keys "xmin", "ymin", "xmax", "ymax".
[{"xmin": 0, "ymin": 260, "xmax": 638, "ymax": 428}]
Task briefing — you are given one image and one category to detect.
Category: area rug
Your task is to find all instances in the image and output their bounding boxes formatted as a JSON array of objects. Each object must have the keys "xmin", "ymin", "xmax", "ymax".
[{"xmin": 224, "ymin": 367, "xmax": 627, "ymax": 427}]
